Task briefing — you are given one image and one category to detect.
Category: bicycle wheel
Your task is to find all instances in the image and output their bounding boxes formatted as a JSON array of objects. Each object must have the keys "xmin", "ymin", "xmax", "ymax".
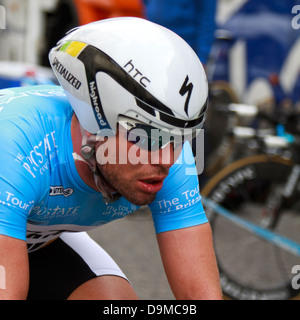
[{"xmin": 202, "ymin": 155, "xmax": 300, "ymax": 300}]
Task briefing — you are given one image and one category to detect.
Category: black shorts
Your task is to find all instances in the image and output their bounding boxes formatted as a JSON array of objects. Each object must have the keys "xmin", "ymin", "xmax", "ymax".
[{"xmin": 27, "ymin": 232, "xmax": 128, "ymax": 300}]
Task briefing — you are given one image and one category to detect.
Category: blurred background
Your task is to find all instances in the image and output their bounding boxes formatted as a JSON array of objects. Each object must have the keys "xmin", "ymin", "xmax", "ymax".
[
  {"xmin": 0, "ymin": 0, "xmax": 299, "ymax": 105},
  {"xmin": 0, "ymin": 0, "xmax": 300, "ymax": 300}
]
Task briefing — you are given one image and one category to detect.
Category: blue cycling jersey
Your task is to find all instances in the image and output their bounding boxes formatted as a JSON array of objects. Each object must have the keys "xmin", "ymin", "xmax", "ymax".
[{"xmin": 0, "ymin": 85, "xmax": 207, "ymax": 252}]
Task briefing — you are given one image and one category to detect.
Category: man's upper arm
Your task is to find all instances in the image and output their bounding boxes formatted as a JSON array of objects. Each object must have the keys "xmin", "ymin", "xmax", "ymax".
[
  {"xmin": 0, "ymin": 235, "xmax": 29, "ymax": 300},
  {"xmin": 156, "ymin": 223, "xmax": 222, "ymax": 300}
]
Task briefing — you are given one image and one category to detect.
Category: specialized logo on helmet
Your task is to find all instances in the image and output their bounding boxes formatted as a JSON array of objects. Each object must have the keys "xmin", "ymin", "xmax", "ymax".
[
  {"xmin": 57, "ymin": 40, "xmax": 112, "ymax": 131},
  {"xmin": 51, "ymin": 57, "xmax": 82, "ymax": 90},
  {"xmin": 179, "ymin": 75, "xmax": 193, "ymax": 116}
]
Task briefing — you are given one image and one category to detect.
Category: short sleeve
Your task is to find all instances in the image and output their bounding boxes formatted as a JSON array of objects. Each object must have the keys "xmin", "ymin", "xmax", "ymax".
[{"xmin": 149, "ymin": 142, "xmax": 208, "ymax": 233}]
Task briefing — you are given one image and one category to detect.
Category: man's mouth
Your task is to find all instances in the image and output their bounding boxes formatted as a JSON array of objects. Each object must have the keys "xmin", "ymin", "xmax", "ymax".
[
  {"xmin": 137, "ymin": 177, "xmax": 166, "ymax": 193},
  {"xmin": 143, "ymin": 179, "xmax": 159, "ymax": 184}
]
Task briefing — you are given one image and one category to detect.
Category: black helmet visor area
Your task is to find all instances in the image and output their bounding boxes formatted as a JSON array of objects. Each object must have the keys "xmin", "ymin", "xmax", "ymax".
[
  {"xmin": 135, "ymin": 97, "xmax": 207, "ymax": 129},
  {"xmin": 118, "ymin": 114, "xmax": 202, "ymax": 151}
]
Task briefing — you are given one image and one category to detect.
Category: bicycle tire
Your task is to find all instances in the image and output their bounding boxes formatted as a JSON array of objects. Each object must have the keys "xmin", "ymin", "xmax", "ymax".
[{"xmin": 202, "ymin": 154, "xmax": 300, "ymax": 300}]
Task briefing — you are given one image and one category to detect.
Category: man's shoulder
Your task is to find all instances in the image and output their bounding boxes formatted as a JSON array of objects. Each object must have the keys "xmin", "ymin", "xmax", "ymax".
[
  {"xmin": 0, "ymin": 85, "xmax": 72, "ymax": 144},
  {"xmin": 0, "ymin": 85, "xmax": 69, "ymax": 112},
  {"xmin": 0, "ymin": 84, "xmax": 65, "ymax": 97}
]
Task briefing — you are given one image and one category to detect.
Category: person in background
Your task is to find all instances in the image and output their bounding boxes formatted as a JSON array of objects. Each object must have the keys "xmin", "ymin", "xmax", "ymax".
[{"xmin": 143, "ymin": 0, "xmax": 217, "ymax": 64}]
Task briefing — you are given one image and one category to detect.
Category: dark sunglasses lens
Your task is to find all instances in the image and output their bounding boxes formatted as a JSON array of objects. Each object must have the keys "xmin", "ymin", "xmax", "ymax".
[
  {"xmin": 128, "ymin": 131, "xmax": 178, "ymax": 151},
  {"xmin": 125, "ymin": 122, "xmax": 186, "ymax": 151}
]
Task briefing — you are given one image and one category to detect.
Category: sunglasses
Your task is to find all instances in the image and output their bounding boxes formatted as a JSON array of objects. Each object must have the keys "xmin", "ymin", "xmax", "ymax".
[{"xmin": 118, "ymin": 116, "xmax": 196, "ymax": 152}]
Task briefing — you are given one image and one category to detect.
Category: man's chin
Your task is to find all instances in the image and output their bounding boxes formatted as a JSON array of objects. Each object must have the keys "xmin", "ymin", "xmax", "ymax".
[{"xmin": 122, "ymin": 191, "xmax": 157, "ymax": 206}]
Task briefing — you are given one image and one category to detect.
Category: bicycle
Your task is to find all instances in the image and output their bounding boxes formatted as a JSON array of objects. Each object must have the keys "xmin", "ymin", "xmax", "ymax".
[
  {"xmin": 203, "ymin": 97, "xmax": 263, "ymax": 181},
  {"xmin": 201, "ymin": 109, "xmax": 300, "ymax": 300},
  {"xmin": 203, "ymin": 29, "xmax": 262, "ymax": 179},
  {"xmin": 202, "ymin": 29, "xmax": 240, "ymax": 178}
]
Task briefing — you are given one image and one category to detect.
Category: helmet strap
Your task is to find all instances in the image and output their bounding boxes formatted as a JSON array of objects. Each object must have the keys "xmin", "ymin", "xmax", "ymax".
[{"xmin": 73, "ymin": 127, "xmax": 121, "ymax": 203}]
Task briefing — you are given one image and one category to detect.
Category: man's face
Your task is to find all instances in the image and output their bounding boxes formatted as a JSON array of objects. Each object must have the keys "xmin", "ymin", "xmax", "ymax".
[{"xmin": 95, "ymin": 127, "xmax": 182, "ymax": 205}]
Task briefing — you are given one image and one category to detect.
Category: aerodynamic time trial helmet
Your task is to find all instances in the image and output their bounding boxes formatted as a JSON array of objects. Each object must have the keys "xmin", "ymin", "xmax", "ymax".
[{"xmin": 49, "ymin": 17, "xmax": 208, "ymax": 137}]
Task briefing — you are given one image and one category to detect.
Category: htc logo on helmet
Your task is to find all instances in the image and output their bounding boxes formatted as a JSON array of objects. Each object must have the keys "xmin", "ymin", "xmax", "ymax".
[{"xmin": 124, "ymin": 60, "xmax": 151, "ymax": 88}]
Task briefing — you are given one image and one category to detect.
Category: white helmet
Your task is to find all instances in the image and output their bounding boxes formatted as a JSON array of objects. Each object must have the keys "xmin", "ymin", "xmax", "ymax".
[{"xmin": 49, "ymin": 17, "xmax": 208, "ymax": 136}]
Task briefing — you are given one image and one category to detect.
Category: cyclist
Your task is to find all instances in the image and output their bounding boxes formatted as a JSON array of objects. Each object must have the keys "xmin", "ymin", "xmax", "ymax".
[{"xmin": 0, "ymin": 17, "xmax": 222, "ymax": 300}]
